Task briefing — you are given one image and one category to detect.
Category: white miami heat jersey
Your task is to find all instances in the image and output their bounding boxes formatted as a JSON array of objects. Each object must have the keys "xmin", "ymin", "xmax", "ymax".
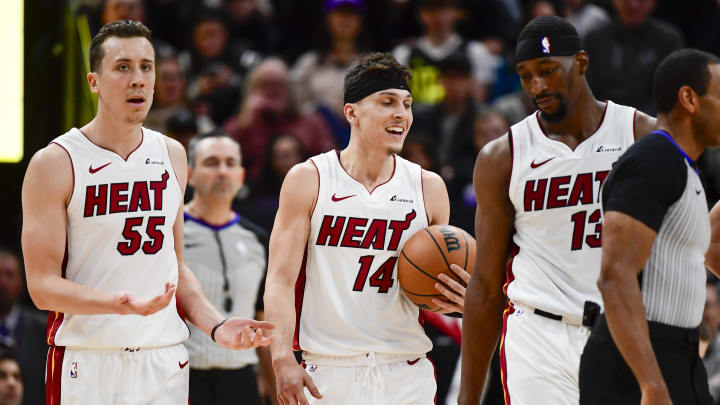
[
  {"xmin": 296, "ymin": 151, "xmax": 432, "ymax": 356},
  {"xmin": 507, "ymin": 101, "xmax": 636, "ymax": 318},
  {"xmin": 47, "ymin": 127, "xmax": 189, "ymax": 349}
]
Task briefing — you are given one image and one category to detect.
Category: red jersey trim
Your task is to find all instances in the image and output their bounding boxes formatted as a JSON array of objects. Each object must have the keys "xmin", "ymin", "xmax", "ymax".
[
  {"xmin": 293, "ymin": 246, "xmax": 309, "ymax": 351},
  {"xmin": 334, "ymin": 150, "xmax": 397, "ymax": 195},
  {"xmin": 45, "ymin": 345, "xmax": 65, "ymax": 405},
  {"xmin": 78, "ymin": 127, "xmax": 144, "ymax": 162}
]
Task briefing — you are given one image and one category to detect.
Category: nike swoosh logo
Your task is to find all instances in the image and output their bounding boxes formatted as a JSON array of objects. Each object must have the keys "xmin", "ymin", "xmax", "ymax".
[
  {"xmin": 179, "ymin": 361, "xmax": 189, "ymax": 369},
  {"xmin": 530, "ymin": 157, "xmax": 555, "ymax": 169},
  {"xmin": 89, "ymin": 162, "xmax": 111, "ymax": 174},
  {"xmin": 407, "ymin": 358, "xmax": 421, "ymax": 365},
  {"xmin": 697, "ymin": 189, "xmax": 702, "ymax": 195},
  {"xmin": 331, "ymin": 193, "xmax": 356, "ymax": 202}
]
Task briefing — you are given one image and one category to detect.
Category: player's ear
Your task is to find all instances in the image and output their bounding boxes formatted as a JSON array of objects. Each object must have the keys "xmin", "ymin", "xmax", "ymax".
[
  {"xmin": 344, "ymin": 103, "xmax": 357, "ymax": 124},
  {"xmin": 87, "ymin": 71, "xmax": 100, "ymax": 94},
  {"xmin": 575, "ymin": 51, "xmax": 589, "ymax": 76},
  {"xmin": 678, "ymin": 85, "xmax": 699, "ymax": 115}
]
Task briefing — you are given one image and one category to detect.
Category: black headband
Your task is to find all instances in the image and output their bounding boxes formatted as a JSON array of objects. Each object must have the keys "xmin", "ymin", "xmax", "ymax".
[
  {"xmin": 515, "ymin": 35, "xmax": 581, "ymax": 63},
  {"xmin": 344, "ymin": 74, "xmax": 410, "ymax": 104}
]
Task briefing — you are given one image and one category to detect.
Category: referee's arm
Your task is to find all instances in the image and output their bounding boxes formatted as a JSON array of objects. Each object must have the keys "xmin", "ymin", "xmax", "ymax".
[
  {"xmin": 598, "ymin": 211, "xmax": 670, "ymax": 402},
  {"xmin": 706, "ymin": 201, "xmax": 720, "ymax": 277}
]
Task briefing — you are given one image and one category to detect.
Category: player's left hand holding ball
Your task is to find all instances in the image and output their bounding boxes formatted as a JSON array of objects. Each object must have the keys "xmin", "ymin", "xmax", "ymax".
[
  {"xmin": 214, "ymin": 317, "xmax": 276, "ymax": 350},
  {"xmin": 432, "ymin": 264, "xmax": 470, "ymax": 314}
]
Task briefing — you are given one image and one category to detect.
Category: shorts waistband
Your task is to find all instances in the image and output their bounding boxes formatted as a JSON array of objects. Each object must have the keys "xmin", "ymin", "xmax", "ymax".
[
  {"xmin": 594, "ymin": 315, "xmax": 699, "ymax": 344},
  {"xmin": 302, "ymin": 352, "xmax": 426, "ymax": 366},
  {"xmin": 512, "ymin": 301, "xmax": 583, "ymax": 327}
]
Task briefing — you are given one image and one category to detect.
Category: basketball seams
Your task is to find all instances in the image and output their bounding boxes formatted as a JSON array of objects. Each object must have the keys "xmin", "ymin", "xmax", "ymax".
[
  {"xmin": 400, "ymin": 250, "xmax": 452, "ymax": 289},
  {"xmin": 423, "ymin": 228, "xmax": 464, "ymax": 284}
]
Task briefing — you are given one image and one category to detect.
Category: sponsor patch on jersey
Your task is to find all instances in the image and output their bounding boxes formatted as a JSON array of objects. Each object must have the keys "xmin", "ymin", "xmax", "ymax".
[
  {"xmin": 145, "ymin": 158, "xmax": 164, "ymax": 165},
  {"xmin": 595, "ymin": 144, "xmax": 622, "ymax": 153},
  {"xmin": 70, "ymin": 362, "xmax": 78, "ymax": 378},
  {"xmin": 389, "ymin": 195, "xmax": 414, "ymax": 203}
]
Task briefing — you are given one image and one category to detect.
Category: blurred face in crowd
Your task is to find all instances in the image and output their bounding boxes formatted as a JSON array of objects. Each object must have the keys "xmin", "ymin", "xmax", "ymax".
[
  {"xmin": 613, "ymin": 0, "xmax": 655, "ymax": 28},
  {"xmin": 223, "ymin": 0, "xmax": 257, "ymax": 23},
  {"xmin": 193, "ymin": 19, "xmax": 228, "ymax": 60},
  {"xmin": 248, "ymin": 59, "xmax": 291, "ymax": 118},
  {"xmin": 102, "ymin": 0, "xmax": 146, "ymax": 24},
  {"xmin": 419, "ymin": 5, "xmax": 457, "ymax": 38},
  {"xmin": 189, "ymin": 137, "xmax": 245, "ymax": 203},
  {"xmin": 517, "ymin": 54, "xmax": 586, "ymax": 123},
  {"xmin": 88, "ymin": 36, "xmax": 155, "ymax": 125},
  {"xmin": 348, "ymin": 88, "xmax": 413, "ymax": 155},
  {"xmin": 271, "ymin": 135, "xmax": 303, "ymax": 179},
  {"xmin": 529, "ymin": 1, "xmax": 558, "ymax": 19},
  {"xmin": 327, "ymin": 7, "xmax": 363, "ymax": 42},
  {"xmin": 474, "ymin": 111, "xmax": 509, "ymax": 151},
  {"xmin": 439, "ymin": 70, "xmax": 472, "ymax": 106},
  {"xmin": 703, "ymin": 284, "xmax": 720, "ymax": 336},
  {"xmin": 154, "ymin": 58, "xmax": 186, "ymax": 108},
  {"xmin": 0, "ymin": 359, "xmax": 22, "ymax": 405},
  {"xmin": 0, "ymin": 253, "xmax": 22, "ymax": 314}
]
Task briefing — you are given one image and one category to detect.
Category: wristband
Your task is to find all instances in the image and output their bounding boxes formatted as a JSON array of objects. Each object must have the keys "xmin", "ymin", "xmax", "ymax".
[{"xmin": 211, "ymin": 318, "xmax": 229, "ymax": 342}]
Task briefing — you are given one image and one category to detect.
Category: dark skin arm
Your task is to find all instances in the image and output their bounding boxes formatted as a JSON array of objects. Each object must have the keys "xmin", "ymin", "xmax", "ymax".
[
  {"xmin": 633, "ymin": 111, "xmax": 657, "ymax": 140},
  {"xmin": 706, "ymin": 201, "xmax": 720, "ymax": 278},
  {"xmin": 598, "ymin": 211, "xmax": 671, "ymax": 405},
  {"xmin": 458, "ymin": 135, "xmax": 514, "ymax": 405}
]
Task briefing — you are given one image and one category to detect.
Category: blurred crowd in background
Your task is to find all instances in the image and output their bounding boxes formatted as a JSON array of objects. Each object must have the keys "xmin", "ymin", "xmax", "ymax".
[{"xmin": 5, "ymin": 0, "xmax": 720, "ymax": 404}]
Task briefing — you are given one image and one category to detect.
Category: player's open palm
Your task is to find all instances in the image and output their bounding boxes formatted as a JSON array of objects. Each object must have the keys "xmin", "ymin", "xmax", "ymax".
[
  {"xmin": 274, "ymin": 356, "xmax": 322, "ymax": 405},
  {"xmin": 114, "ymin": 282, "xmax": 176, "ymax": 316},
  {"xmin": 214, "ymin": 317, "xmax": 276, "ymax": 350}
]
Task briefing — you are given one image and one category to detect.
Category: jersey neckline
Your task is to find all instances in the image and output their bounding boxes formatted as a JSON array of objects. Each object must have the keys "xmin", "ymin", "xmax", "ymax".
[
  {"xmin": 333, "ymin": 149, "xmax": 397, "ymax": 196},
  {"xmin": 533, "ymin": 100, "xmax": 610, "ymax": 155},
  {"xmin": 74, "ymin": 127, "xmax": 145, "ymax": 163}
]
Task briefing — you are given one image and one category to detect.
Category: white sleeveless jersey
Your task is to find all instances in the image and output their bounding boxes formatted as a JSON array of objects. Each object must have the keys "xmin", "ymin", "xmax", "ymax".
[
  {"xmin": 507, "ymin": 101, "xmax": 636, "ymax": 318},
  {"xmin": 47, "ymin": 127, "xmax": 189, "ymax": 349},
  {"xmin": 295, "ymin": 151, "xmax": 432, "ymax": 355}
]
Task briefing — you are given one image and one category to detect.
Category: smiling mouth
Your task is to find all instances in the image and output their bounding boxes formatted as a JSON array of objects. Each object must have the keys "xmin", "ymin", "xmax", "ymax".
[{"xmin": 385, "ymin": 126, "xmax": 405, "ymax": 136}]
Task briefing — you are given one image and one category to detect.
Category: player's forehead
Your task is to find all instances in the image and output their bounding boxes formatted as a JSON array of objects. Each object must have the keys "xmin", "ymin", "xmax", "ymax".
[
  {"xmin": 0, "ymin": 359, "xmax": 20, "ymax": 374},
  {"xmin": 366, "ymin": 88, "xmax": 412, "ymax": 101},
  {"xmin": 101, "ymin": 36, "xmax": 154, "ymax": 65},
  {"xmin": 516, "ymin": 56, "xmax": 568, "ymax": 72}
]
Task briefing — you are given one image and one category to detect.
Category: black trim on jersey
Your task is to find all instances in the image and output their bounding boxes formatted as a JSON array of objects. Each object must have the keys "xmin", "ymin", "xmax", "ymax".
[{"xmin": 601, "ymin": 133, "xmax": 688, "ymax": 233}]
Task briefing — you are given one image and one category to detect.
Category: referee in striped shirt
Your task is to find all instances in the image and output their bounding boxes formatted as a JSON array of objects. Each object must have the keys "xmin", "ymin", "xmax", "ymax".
[{"xmin": 579, "ymin": 49, "xmax": 720, "ymax": 405}]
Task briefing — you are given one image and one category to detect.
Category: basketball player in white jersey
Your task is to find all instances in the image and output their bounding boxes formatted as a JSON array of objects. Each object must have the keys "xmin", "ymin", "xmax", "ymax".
[
  {"xmin": 458, "ymin": 16, "xmax": 657, "ymax": 405},
  {"xmin": 264, "ymin": 52, "xmax": 467, "ymax": 405},
  {"xmin": 20, "ymin": 20, "xmax": 274, "ymax": 404}
]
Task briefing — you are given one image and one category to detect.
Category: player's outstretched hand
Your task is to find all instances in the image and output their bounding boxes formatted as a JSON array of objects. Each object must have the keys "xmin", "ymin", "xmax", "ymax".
[
  {"xmin": 114, "ymin": 282, "xmax": 176, "ymax": 316},
  {"xmin": 213, "ymin": 317, "xmax": 276, "ymax": 350},
  {"xmin": 432, "ymin": 264, "xmax": 470, "ymax": 314},
  {"xmin": 274, "ymin": 356, "xmax": 322, "ymax": 405}
]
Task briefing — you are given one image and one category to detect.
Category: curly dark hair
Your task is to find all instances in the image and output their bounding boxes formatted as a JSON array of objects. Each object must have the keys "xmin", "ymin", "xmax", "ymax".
[
  {"xmin": 343, "ymin": 52, "xmax": 411, "ymax": 97},
  {"xmin": 90, "ymin": 20, "xmax": 152, "ymax": 73}
]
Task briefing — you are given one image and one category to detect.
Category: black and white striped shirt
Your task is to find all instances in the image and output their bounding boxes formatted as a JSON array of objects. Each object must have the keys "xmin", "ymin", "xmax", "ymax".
[{"xmin": 601, "ymin": 131, "xmax": 711, "ymax": 328}]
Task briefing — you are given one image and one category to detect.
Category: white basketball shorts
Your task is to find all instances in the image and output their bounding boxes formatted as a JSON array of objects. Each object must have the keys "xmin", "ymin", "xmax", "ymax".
[
  {"xmin": 500, "ymin": 302, "xmax": 591, "ymax": 405},
  {"xmin": 46, "ymin": 343, "xmax": 189, "ymax": 405},
  {"xmin": 301, "ymin": 352, "xmax": 437, "ymax": 405}
]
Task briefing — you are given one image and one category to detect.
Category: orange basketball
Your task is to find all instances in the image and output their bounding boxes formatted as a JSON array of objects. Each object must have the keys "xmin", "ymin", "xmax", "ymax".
[{"xmin": 398, "ymin": 225, "xmax": 476, "ymax": 312}]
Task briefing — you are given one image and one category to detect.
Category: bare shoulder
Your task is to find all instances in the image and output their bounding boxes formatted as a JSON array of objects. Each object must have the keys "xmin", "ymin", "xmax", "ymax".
[
  {"xmin": 632, "ymin": 110, "xmax": 657, "ymax": 140},
  {"xmin": 23, "ymin": 144, "xmax": 73, "ymax": 204},
  {"xmin": 421, "ymin": 169, "xmax": 450, "ymax": 225},
  {"xmin": 474, "ymin": 133, "xmax": 512, "ymax": 183},
  {"xmin": 279, "ymin": 160, "xmax": 320, "ymax": 215}
]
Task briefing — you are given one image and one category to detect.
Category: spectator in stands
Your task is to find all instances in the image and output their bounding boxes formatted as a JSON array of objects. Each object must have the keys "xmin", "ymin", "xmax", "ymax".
[
  {"xmin": 412, "ymin": 53, "xmax": 480, "ymax": 183},
  {"xmin": 221, "ymin": 0, "xmax": 279, "ymax": 55},
  {"xmin": 565, "ymin": 0, "xmax": 610, "ymax": 40},
  {"xmin": 223, "ymin": 58, "xmax": 336, "ymax": 182},
  {"xmin": 291, "ymin": 0, "xmax": 368, "ymax": 148},
  {"xmin": 237, "ymin": 134, "xmax": 308, "ymax": 232},
  {"xmin": 145, "ymin": 53, "xmax": 188, "ymax": 133},
  {"xmin": 584, "ymin": 0, "xmax": 684, "ymax": 114},
  {"xmin": 101, "ymin": 0, "xmax": 145, "ymax": 25},
  {"xmin": 0, "ymin": 250, "xmax": 45, "ymax": 405},
  {"xmin": 183, "ymin": 131, "xmax": 275, "ymax": 405},
  {"xmin": 166, "ymin": 109, "xmax": 200, "ymax": 152},
  {"xmin": 703, "ymin": 282, "xmax": 720, "ymax": 402},
  {"xmin": 392, "ymin": 0, "xmax": 499, "ymax": 105},
  {"xmin": 0, "ymin": 350, "xmax": 22, "ymax": 405},
  {"xmin": 180, "ymin": 10, "xmax": 260, "ymax": 125}
]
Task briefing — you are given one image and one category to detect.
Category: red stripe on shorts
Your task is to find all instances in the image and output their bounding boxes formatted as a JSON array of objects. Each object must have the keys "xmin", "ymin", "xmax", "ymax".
[
  {"xmin": 499, "ymin": 303, "xmax": 515, "ymax": 405},
  {"xmin": 45, "ymin": 345, "xmax": 65, "ymax": 405}
]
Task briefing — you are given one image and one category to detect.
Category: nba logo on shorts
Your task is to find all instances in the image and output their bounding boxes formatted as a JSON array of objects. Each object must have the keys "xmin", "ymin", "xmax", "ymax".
[
  {"xmin": 70, "ymin": 362, "xmax": 78, "ymax": 378},
  {"xmin": 541, "ymin": 37, "xmax": 551, "ymax": 54}
]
